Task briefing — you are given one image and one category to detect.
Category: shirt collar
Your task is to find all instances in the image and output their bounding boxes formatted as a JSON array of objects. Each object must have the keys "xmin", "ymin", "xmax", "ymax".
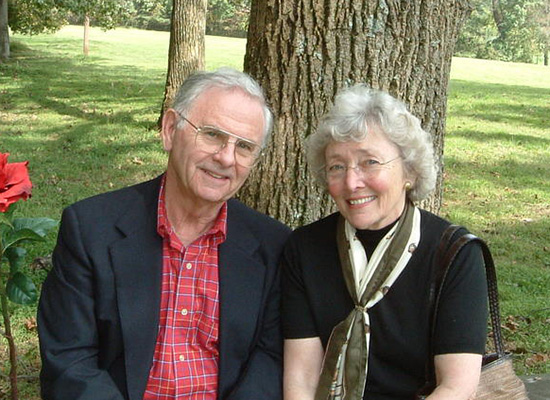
[{"xmin": 157, "ymin": 174, "xmax": 228, "ymax": 243}]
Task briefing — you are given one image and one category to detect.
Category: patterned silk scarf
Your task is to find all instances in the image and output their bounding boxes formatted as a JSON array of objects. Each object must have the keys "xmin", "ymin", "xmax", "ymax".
[{"xmin": 315, "ymin": 202, "xmax": 421, "ymax": 400}]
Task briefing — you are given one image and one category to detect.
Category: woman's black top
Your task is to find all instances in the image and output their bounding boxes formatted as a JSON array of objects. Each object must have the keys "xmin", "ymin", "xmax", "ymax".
[{"xmin": 281, "ymin": 209, "xmax": 488, "ymax": 400}]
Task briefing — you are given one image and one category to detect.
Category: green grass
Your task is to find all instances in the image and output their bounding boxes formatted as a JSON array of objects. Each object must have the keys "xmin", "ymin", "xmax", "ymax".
[
  {"xmin": 1, "ymin": 26, "xmax": 549, "ymax": 397},
  {"xmin": 443, "ymin": 57, "xmax": 550, "ymax": 374}
]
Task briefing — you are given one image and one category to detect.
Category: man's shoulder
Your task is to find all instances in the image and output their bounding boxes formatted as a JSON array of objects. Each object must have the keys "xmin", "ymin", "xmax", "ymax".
[{"xmin": 227, "ymin": 198, "xmax": 291, "ymax": 238}]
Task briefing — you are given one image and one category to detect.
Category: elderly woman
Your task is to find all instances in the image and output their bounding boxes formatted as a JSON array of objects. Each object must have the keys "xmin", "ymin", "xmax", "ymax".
[{"xmin": 282, "ymin": 85, "xmax": 488, "ymax": 400}]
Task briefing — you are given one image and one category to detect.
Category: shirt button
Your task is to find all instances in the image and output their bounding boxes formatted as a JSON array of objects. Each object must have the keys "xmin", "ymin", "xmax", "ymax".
[
  {"xmin": 185, "ymin": 263, "xmax": 192, "ymax": 270},
  {"xmin": 179, "ymin": 355, "xmax": 185, "ymax": 362},
  {"xmin": 181, "ymin": 308, "xmax": 188, "ymax": 316}
]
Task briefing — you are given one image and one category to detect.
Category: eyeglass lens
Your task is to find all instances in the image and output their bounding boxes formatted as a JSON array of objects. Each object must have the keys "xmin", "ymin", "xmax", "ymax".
[
  {"xmin": 195, "ymin": 127, "xmax": 260, "ymax": 167},
  {"xmin": 325, "ymin": 156, "xmax": 399, "ymax": 180}
]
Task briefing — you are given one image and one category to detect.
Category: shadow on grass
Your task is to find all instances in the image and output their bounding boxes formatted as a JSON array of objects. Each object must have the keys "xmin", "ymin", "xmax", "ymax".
[
  {"xmin": 449, "ymin": 80, "xmax": 550, "ymax": 130},
  {"xmin": 2, "ymin": 38, "xmax": 168, "ymax": 212},
  {"xmin": 448, "ymin": 128, "xmax": 550, "ymax": 148},
  {"xmin": 0, "ymin": 39, "xmax": 164, "ymax": 172}
]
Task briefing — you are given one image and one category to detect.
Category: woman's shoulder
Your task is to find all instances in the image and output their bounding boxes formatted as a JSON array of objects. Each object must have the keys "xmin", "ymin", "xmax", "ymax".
[
  {"xmin": 285, "ymin": 212, "xmax": 340, "ymax": 249},
  {"xmin": 418, "ymin": 208, "xmax": 473, "ymax": 240},
  {"xmin": 293, "ymin": 211, "xmax": 339, "ymax": 234}
]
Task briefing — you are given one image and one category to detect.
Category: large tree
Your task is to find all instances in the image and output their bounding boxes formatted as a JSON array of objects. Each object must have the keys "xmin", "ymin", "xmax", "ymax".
[
  {"xmin": 159, "ymin": 0, "xmax": 207, "ymax": 122},
  {"xmin": 240, "ymin": 0, "xmax": 473, "ymax": 228}
]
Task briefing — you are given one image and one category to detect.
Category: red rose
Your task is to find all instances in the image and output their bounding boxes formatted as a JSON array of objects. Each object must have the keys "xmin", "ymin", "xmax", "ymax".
[{"xmin": 0, "ymin": 153, "xmax": 32, "ymax": 213}]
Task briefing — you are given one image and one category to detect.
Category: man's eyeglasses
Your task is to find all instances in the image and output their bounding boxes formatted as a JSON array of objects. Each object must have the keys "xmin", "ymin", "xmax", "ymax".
[
  {"xmin": 174, "ymin": 110, "xmax": 263, "ymax": 168},
  {"xmin": 324, "ymin": 156, "xmax": 401, "ymax": 181}
]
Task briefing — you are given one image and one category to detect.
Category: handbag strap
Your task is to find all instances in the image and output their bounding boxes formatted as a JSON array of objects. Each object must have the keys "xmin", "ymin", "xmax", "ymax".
[{"xmin": 425, "ymin": 225, "xmax": 505, "ymax": 385}]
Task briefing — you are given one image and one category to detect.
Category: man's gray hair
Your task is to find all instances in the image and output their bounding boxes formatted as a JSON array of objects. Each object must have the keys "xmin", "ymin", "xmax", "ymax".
[
  {"xmin": 306, "ymin": 84, "xmax": 437, "ymax": 201},
  {"xmin": 172, "ymin": 67, "xmax": 273, "ymax": 146}
]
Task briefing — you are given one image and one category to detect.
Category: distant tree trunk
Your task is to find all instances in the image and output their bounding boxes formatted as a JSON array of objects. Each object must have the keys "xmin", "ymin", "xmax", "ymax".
[
  {"xmin": 241, "ymin": 0, "xmax": 473, "ymax": 228},
  {"xmin": 0, "ymin": 0, "xmax": 9, "ymax": 62},
  {"xmin": 158, "ymin": 0, "xmax": 207, "ymax": 126},
  {"xmin": 545, "ymin": 48, "xmax": 548, "ymax": 66},
  {"xmin": 492, "ymin": 0, "xmax": 506, "ymax": 39},
  {"xmin": 83, "ymin": 15, "xmax": 90, "ymax": 56}
]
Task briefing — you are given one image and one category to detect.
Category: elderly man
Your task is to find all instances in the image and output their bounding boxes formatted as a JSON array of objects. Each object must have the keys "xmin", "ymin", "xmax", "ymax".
[{"xmin": 38, "ymin": 68, "xmax": 290, "ymax": 400}]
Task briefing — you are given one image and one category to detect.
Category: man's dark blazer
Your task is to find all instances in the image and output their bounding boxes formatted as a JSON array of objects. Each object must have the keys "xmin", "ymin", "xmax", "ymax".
[{"xmin": 38, "ymin": 175, "xmax": 291, "ymax": 400}]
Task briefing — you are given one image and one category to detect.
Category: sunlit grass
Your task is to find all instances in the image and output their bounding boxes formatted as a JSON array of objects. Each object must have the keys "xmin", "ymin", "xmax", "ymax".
[{"xmin": 444, "ymin": 57, "xmax": 550, "ymax": 375}]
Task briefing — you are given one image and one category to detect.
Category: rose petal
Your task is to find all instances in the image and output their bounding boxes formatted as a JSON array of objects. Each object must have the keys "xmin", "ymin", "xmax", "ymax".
[{"xmin": 0, "ymin": 154, "xmax": 32, "ymax": 213}]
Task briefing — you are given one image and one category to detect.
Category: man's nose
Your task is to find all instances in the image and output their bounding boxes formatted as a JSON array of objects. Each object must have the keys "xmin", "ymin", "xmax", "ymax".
[{"xmin": 212, "ymin": 141, "xmax": 237, "ymax": 166}]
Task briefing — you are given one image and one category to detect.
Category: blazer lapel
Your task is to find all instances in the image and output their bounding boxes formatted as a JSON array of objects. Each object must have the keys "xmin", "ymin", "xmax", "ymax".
[
  {"xmin": 110, "ymin": 180, "xmax": 163, "ymax": 400},
  {"xmin": 217, "ymin": 203, "xmax": 267, "ymax": 396}
]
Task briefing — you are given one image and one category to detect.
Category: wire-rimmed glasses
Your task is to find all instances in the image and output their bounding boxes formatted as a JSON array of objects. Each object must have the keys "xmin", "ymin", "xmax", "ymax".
[
  {"xmin": 324, "ymin": 156, "xmax": 401, "ymax": 181},
  {"xmin": 174, "ymin": 110, "xmax": 263, "ymax": 168}
]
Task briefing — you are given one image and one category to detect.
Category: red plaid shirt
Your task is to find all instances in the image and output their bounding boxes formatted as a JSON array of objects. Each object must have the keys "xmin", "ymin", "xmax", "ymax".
[{"xmin": 143, "ymin": 178, "xmax": 227, "ymax": 399}]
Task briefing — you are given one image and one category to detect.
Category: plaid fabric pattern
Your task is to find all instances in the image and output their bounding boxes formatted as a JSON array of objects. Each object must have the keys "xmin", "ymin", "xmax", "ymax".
[{"xmin": 143, "ymin": 178, "xmax": 227, "ymax": 399}]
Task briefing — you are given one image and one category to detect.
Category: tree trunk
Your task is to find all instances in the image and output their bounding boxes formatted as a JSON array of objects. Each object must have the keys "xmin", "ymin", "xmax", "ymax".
[
  {"xmin": 158, "ymin": 0, "xmax": 207, "ymax": 126},
  {"xmin": 241, "ymin": 0, "xmax": 472, "ymax": 228},
  {"xmin": 544, "ymin": 48, "xmax": 548, "ymax": 66},
  {"xmin": 0, "ymin": 0, "xmax": 9, "ymax": 62},
  {"xmin": 491, "ymin": 0, "xmax": 506, "ymax": 39},
  {"xmin": 83, "ymin": 15, "xmax": 90, "ymax": 56}
]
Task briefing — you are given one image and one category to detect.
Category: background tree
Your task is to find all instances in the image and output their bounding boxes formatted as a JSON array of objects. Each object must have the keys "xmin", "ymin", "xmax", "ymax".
[
  {"xmin": 456, "ymin": 0, "xmax": 548, "ymax": 63},
  {"xmin": 206, "ymin": 0, "xmax": 250, "ymax": 37},
  {"xmin": 2, "ymin": 0, "xmax": 67, "ymax": 62},
  {"xmin": 532, "ymin": 0, "xmax": 550, "ymax": 64},
  {"xmin": 490, "ymin": 0, "xmax": 540, "ymax": 62},
  {"xmin": 3, "ymin": 0, "xmax": 131, "ymax": 59},
  {"xmin": 0, "ymin": 0, "xmax": 8, "ymax": 61},
  {"xmin": 159, "ymin": 0, "xmax": 207, "ymax": 124},
  {"xmin": 57, "ymin": 0, "xmax": 133, "ymax": 55},
  {"xmin": 241, "ymin": 0, "xmax": 473, "ymax": 228},
  {"xmin": 127, "ymin": 0, "xmax": 172, "ymax": 31}
]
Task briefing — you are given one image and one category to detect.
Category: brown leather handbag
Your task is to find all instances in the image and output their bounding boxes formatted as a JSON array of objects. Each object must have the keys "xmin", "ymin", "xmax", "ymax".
[{"xmin": 416, "ymin": 225, "xmax": 529, "ymax": 400}]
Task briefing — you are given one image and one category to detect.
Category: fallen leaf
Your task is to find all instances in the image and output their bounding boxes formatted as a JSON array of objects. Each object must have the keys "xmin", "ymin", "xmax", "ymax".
[
  {"xmin": 525, "ymin": 353, "xmax": 550, "ymax": 367},
  {"xmin": 25, "ymin": 317, "xmax": 37, "ymax": 331},
  {"xmin": 31, "ymin": 256, "xmax": 53, "ymax": 271}
]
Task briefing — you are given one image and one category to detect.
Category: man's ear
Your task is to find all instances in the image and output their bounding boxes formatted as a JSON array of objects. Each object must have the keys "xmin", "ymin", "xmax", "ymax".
[{"xmin": 160, "ymin": 109, "xmax": 178, "ymax": 151}]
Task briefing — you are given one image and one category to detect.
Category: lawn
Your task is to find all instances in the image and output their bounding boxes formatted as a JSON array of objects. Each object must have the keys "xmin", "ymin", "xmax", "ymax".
[{"xmin": 1, "ymin": 25, "xmax": 549, "ymax": 398}]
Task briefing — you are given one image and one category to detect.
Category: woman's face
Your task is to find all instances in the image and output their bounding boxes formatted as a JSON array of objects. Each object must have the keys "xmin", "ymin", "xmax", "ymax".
[{"xmin": 325, "ymin": 126, "xmax": 409, "ymax": 230}]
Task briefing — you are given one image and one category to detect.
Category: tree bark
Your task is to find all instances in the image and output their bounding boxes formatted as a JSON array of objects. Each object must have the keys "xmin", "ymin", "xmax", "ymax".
[
  {"xmin": 491, "ymin": 0, "xmax": 506, "ymax": 39},
  {"xmin": 159, "ymin": 0, "xmax": 207, "ymax": 126},
  {"xmin": 0, "ymin": 0, "xmax": 9, "ymax": 62},
  {"xmin": 241, "ymin": 0, "xmax": 473, "ymax": 228},
  {"xmin": 83, "ymin": 15, "xmax": 90, "ymax": 56}
]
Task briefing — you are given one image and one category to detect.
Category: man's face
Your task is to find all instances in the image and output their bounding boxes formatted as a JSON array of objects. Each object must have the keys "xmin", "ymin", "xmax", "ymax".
[{"xmin": 161, "ymin": 87, "xmax": 265, "ymax": 209}]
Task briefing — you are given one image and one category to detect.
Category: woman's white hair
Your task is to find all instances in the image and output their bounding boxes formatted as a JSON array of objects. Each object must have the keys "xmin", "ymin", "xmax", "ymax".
[{"xmin": 306, "ymin": 84, "xmax": 437, "ymax": 202}]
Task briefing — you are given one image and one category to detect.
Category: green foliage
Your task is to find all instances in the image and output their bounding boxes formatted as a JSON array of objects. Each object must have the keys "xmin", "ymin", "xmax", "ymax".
[
  {"xmin": 1, "ymin": 204, "xmax": 57, "ymax": 304},
  {"xmin": 207, "ymin": 0, "xmax": 250, "ymax": 38},
  {"xmin": 456, "ymin": 0, "xmax": 549, "ymax": 63},
  {"xmin": 123, "ymin": 0, "xmax": 172, "ymax": 31},
  {"xmin": 8, "ymin": 0, "xmax": 134, "ymax": 35},
  {"xmin": 491, "ymin": 0, "xmax": 541, "ymax": 62},
  {"xmin": 58, "ymin": 0, "xmax": 133, "ymax": 30},
  {"xmin": 8, "ymin": 0, "xmax": 67, "ymax": 35}
]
